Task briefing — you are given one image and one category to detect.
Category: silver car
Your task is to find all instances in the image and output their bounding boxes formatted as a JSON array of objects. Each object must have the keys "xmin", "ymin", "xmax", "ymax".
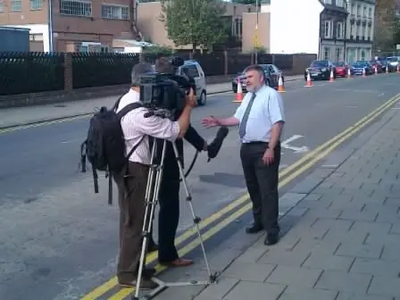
[{"xmin": 177, "ymin": 60, "xmax": 207, "ymax": 106}]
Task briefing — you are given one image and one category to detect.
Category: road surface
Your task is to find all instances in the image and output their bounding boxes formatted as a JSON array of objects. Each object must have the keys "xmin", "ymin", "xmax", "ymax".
[{"xmin": 0, "ymin": 73, "xmax": 399, "ymax": 299}]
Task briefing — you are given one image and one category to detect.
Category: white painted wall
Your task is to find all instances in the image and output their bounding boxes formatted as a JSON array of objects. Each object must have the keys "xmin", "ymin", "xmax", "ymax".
[
  {"xmin": 270, "ymin": 0, "xmax": 323, "ymax": 54},
  {"xmin": 4, "ymin": 24, "xmax": 50, "ymax": 52}
]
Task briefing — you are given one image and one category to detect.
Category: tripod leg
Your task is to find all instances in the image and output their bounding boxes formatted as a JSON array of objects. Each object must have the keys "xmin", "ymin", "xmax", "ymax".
[
  {"xmin": 170, "ymin": 142, "xmax": 213, "ymax": 279},
  {"xmin": 134, "ymin": 140, "xmax": 167, "ymax": 299}
]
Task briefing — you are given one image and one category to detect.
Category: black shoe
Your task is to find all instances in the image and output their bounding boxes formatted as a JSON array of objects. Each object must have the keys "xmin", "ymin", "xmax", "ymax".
[
  {"xmin": 264, "ymin": 233, "xmax": 279, "ymax": 246},
  {"xmin": 245, "ymin": 224, "xmax": 263, "ymax": 234}
]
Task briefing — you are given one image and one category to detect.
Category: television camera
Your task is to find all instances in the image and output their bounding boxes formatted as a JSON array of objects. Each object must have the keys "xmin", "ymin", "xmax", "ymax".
[{"xmin": 139, "ymin": 56, "xmax": 196, "ymax": 118}]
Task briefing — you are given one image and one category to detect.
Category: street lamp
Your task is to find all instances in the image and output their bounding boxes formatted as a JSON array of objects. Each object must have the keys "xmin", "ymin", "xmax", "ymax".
[
  {"xmin": 47, "ymin": 0, "xmax": 54, "ymax": 52},
  {"xmin": 254, "ymin": 0, "xmax": 259, "ymax": 64}
]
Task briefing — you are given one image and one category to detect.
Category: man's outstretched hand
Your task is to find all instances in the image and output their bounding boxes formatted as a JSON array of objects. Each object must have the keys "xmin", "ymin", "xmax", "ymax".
[{"xmin": 201, "ymin": 116, "xmax": 220, "ymax": 128}]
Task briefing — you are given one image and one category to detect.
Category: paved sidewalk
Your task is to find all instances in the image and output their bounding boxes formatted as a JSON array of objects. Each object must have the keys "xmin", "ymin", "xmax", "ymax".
[
  {"xmin": 0, "ymin": 76, "xmax": 302, "ymax": 129},
  {"xmin": 192, "ymin": 106, "xmax": 400, "ymax": 299}
]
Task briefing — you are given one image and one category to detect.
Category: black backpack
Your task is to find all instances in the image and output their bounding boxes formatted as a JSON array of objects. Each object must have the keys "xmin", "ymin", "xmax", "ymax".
[{"xmin": 80, "ymin": 96, "xmax": 144, "ymax": 205}]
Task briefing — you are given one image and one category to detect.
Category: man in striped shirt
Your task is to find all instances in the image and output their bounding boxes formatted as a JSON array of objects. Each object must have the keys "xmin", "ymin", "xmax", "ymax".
[{"xmin": 113, "ymin": 63, "xmax": 197, "ymax": 289}]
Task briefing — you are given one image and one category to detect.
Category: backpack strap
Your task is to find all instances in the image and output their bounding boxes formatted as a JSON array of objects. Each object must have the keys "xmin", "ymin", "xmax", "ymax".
[
  {"xmin": 116, "ymin": 102, "xmax": 143, "ymax": 120},
  {"xmin": 112, "ymin": 95, "xmax": 125, "ymax": 112}
]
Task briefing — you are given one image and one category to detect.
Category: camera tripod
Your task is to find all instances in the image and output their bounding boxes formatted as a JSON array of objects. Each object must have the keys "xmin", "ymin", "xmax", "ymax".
[{"xmin": 132, "ymin": 115, "xmax": 219, "ymax": 299}]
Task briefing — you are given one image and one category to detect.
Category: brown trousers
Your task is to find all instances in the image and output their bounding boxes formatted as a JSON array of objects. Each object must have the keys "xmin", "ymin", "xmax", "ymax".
[{"xmin": 113, "ymin": 162, "xmax": 149, "ymax": 282}]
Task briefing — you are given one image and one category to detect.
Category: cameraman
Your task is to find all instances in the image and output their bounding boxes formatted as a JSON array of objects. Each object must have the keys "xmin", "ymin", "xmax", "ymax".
[
  {"xmin": 149, "ymin": 56, "xmax": 208, "ymax": 267},
  {"xmin": 113, "ymin": 62, "xmax": 197, "ymax": 289}
]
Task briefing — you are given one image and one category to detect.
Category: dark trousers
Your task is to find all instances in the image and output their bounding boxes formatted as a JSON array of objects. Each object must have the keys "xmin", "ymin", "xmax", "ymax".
[
  {"xmin": 113, "ymin": 162, "xmax": 149, "ymax": 282},
  {"xmin": 157, "ymin": 175, "xmax": 180, "ymax": 262},
  {"xmin": 240, "ymin": 142, "xmax": 281, "ymax": 235}
]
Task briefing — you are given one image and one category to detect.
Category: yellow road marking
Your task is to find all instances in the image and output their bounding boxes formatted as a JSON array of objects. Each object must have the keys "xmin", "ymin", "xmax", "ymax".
[{"xmin": 81, "ymin": 93, "xmax": 400, "ymax": 299}]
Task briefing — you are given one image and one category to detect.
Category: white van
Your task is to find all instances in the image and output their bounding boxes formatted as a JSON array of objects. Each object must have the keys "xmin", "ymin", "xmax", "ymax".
[{"xmin": 177, "ymin": 60, "xmax": 207, "ymax": 106}]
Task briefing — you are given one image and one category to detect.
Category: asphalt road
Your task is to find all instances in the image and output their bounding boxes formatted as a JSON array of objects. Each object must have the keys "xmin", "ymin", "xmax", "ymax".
[{"xmin": 0, "ymin": 73, "xmax": 399, "ymax": 300}]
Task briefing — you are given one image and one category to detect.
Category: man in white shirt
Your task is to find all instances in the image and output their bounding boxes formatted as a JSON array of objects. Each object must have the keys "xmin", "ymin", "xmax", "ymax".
[
  {"xmin": 202, "ymin": 64, "xmax": 285, "ymax": 246},
  {"xmin": 113, "ymin": 63, "xmax": 197, "ymax": 289}
]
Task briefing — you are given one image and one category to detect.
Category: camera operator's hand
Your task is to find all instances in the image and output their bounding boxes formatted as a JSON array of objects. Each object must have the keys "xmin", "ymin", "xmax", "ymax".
[{"xmin": 186, "ymin": 88, "xmax": 197, "ymax": 108}]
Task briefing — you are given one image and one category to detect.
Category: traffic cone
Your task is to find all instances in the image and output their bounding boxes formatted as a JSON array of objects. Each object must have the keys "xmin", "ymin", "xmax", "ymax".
[
  {"xmin": 329, "ymin": 69, "xmax": 335, "ymax": 82},
  {"xmin": 375, "ymin": 66, "xmax": 378, "ymax": 75},
  {"xmin": 277, "ymin": 75, "xmax": 285, "ymax": 92},
  {"xmin": 347, "ymin": 68, "xmax": 352, "ymax": 79},
  {"xmin": 386, "ymin": 66, "xmax": 389, "ymax": 74},
  {"xmin": 304, "ymin": 71, "xmax": 313, "ymax": 88},
  {"xmin": 233, "ymin": 78, "xmax": 243, "ymax": 103}
]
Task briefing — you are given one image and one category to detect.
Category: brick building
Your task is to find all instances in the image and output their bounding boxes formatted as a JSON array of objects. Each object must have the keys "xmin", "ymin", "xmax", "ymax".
[{"xmin": 0, "ymin": 0, "xmax": 140, "ymax": 52}]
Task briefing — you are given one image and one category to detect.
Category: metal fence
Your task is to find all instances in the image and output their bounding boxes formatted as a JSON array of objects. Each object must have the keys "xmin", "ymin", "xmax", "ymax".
[
  {"xmin": 0, "ymin": 51, "xmax": 316, "ymax": 96},
  {"xmin": 0, "ymin": 52, "xmax": 64, "ymax": 96},
  {"xmin": 71, "ymin": 53, "xmax": 140, "ymax": 89}
]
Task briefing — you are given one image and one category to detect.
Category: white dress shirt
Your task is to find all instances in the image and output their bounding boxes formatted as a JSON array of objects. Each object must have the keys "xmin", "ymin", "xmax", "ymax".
[
  {"xmin": 234, "ymin": 84, "xmax": 285, "ymax": 143},
  {"xmin": 116, "ymin": 89, "xmax": 180, "ymax": 165}
]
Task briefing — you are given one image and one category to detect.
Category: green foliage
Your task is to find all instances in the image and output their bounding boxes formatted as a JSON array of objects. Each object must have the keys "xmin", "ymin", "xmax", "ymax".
[
  {"xmin": 393, "ymin": 16, "xmax": 400, "ymax": 46},
  {"xmin": 142, "ymin": 45, "xmax": 174, "ymax": 56},
  {"xmin": 374, "ymin": 0, "xmax": 398, "ymax": 51},
  {"xmin": 160, "ymin": 0, "xmax": 228, "ymax": 51}
]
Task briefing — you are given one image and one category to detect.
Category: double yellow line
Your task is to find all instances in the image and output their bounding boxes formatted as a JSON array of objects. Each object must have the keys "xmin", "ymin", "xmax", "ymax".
[{"xmin": 81, "ymin": 93, "xmax": 400, "ymax": 300}]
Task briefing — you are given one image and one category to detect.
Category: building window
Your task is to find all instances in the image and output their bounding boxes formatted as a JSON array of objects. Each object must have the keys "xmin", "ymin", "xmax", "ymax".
[
  {"xmin": 60, "ymin": 0, "xmax": 92, "ymax": 17},
  {"xmin": 232, "ymin": 17, "xmax": 242, "ymax": 38},
  {"xmin": 324, "ymin": 21, "xmax": 333, "ymax": 38},
  {"xmin": 30, "ymin": 0, "xmax": 43, "ymax": 10},
  {"xmin": 335, "ymin": 47, "xmax": 342, "ymax": 61},
  {"xmin": 357, "ymin": 4, "xmax": 361, "ymax": 16},
  {"xmin": 324, "ymin": 47, "xmax": 331, "ymax": 60},
  {"xmin": 361, "ymin": 49, "xmax": 366, "ymax": 60},
  {"xmin": 10, "ymin": 0, "xmax": 22, "ymax": 12},
  {"xmin": 336, "ymin": 0, "xmax": 343, "ymax": 7},
  {"xmin": 368, "ymin": 7, "xmax": 372, "ymax": 18},
  {"xmin": 29, "ymin": 33, "xmax": 44, "ymax": 41},
  {"xmin": 0, "ymin": 0, "xmax": 3, "ymax": 13},
  {"xmin": 336, "ymin": 22, "xmax": 343, "ymax": 39},
  {"xmin": 101, "ymin": 4, "xmax": 129, "ymax": 20}
]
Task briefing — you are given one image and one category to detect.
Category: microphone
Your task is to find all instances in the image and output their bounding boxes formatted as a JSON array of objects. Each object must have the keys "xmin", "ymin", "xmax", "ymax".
[{"xmin": 207, "ymin": 126, "xmax": 229, "ymax": 162}]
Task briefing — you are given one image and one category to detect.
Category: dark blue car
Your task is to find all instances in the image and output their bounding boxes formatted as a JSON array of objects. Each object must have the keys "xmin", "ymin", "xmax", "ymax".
[{"xmin": 351, "ymin": 61, "xmax": 373, "ymax": 76}]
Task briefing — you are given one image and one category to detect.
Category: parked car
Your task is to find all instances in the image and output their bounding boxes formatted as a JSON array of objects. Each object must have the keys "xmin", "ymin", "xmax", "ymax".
[
  {"xmin": 231, "ymin": 64, "xmax": 284, "ymax": 93},
  {"xmin": 176, "ymin": 60, "xmax": 207, "ymax": 106},
  {"xmin": 378, "ymin": 58, "xmax": 388, "ymax": 73},
  {"xmin": 304, "ymin": 60, "xmax": 336, "ymax": 81},
  {"xmin": 333, "ymin": 61, "xmax": 349, "ymax": 77},
  {"xmin": 386, "ymin": 56, "xmax": 399, "ymax": 72},
  {"xmin": 369, "ymin": 60, "xmax": 383, "ymax": 73},
  {"xmin": 351, "ymin": 61, "xmax": 373, "ymax": 75}
]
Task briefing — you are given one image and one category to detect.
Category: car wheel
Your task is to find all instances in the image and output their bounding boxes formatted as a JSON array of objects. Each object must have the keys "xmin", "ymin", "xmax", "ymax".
[{"xmin": 198, "ymin": 91, "xmax": 206, "ymax": 106}]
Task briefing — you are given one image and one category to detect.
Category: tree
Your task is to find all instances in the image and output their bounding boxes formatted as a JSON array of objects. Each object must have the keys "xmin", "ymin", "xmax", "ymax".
[
  {"xmin": 374, "ymin": 0, "xmax": 398, "ymax": 53},
  {"xmin": 160, "ymin": 0, "xmax": 228, "ymax": 52}
]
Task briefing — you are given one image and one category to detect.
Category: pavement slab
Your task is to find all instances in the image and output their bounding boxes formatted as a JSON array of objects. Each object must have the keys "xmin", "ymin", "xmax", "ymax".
[{"xmin": 191, "ymin": 86, "xmax": 400, "ymax": 300}]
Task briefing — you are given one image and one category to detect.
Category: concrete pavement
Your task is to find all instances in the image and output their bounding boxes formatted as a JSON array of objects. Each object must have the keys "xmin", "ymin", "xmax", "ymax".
[
  {"xmin": 189, "ymin": 97, "xmax": 400, "ymax": 299},
  {"xmin": 0, "ymin": 75, "xmax": 302, "ymax": 129}
]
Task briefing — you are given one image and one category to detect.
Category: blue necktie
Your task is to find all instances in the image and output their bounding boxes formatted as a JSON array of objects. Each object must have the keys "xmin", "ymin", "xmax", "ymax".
[{"xmin": 239, "ymin": 92, "xmax": 256, "ymax": 139}]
